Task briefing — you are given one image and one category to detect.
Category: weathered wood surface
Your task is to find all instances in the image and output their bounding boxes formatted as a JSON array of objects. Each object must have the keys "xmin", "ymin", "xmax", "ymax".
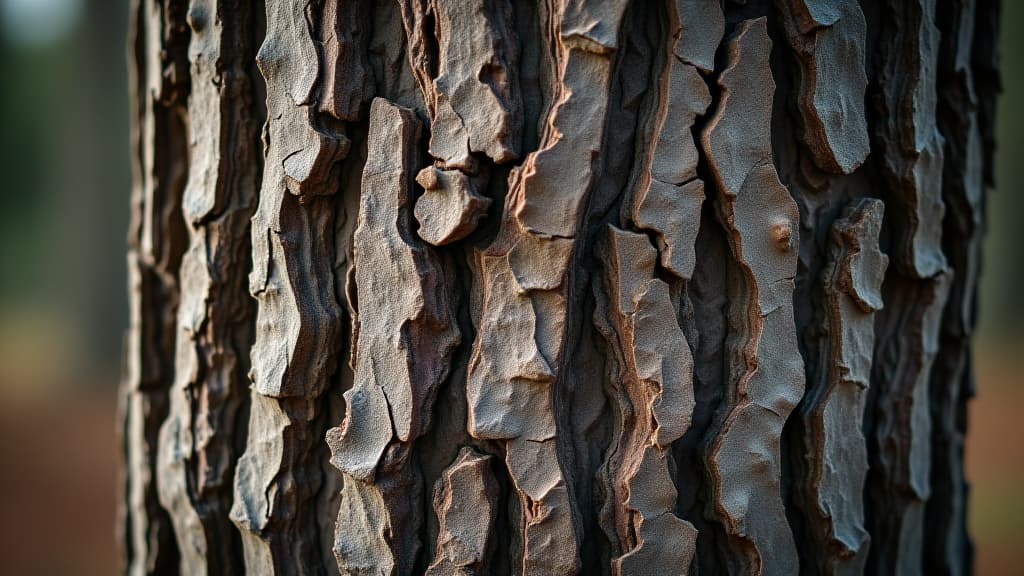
[
  {"xmin": 121, "ymin": 0, "xmax": 999, "ymax": 574},
  {"xmin": 156, "ymin": 0, "xmax": 260, "ymax": 573}
]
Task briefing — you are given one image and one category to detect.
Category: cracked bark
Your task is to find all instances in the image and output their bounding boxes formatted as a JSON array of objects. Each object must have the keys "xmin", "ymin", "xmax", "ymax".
[
  {"xmin": 701, "ymin": 19, "xmax": 804, "ymax": 574},
  {"xmin": 122, "ymin": 0, "xmax": 998, "ymax": 574},
  {"xmin": 154, "ymin": 1, "xmax": 261, "ymax": 573}
]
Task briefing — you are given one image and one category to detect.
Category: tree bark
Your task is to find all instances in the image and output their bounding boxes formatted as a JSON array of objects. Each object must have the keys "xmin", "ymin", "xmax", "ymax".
[{"xmin": 119, "ymin": 0, "xmax": 1000, "ymax": 574}]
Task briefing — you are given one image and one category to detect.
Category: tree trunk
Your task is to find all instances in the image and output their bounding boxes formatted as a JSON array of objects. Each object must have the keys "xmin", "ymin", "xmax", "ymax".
[{"xmin": 118, "ymin": 0, "xmax": 1000, "ymax": 574}]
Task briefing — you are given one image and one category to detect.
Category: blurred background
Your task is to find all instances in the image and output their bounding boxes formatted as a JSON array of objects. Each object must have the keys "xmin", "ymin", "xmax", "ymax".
[{"xmin": 0, "ymin": 0, "xmax": 1019, "ymax": 574}]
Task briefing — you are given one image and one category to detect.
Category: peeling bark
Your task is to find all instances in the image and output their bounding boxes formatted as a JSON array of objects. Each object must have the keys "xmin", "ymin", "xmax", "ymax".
[
  {"xmin": 155, "ymin": 0, "xmax": 260, "ymax": 573},
  {"xmin": 701, "ymin": 18, "xmax": 804, "ymax": 575},
  {"xmin": 797, "ymin": 199, "xmax": 888, "ymax": 576},
  {"xmin": 594, "ymin": 227, "xmax": 698, "ymax": 573},
  {"xmin": 123, "ymin": 1, "xmax": 998, "ymax": 574},
  {"xmin": 327, "ymin": 98, "xmax": 459, "ymax": 575},
  {"xmin": 777, "ymin": 0, "xmax": 870, "ymax": 174},
  {"xmin": 426, "ymin": 448, "xmax": 501, "ymax": 575},
  {"xmin": 228, "ymin": 1, "xmax": 346, "ymax": 572},
  {"xmin": 464, "ymin": 2, "xmax": 632, "ymax": 573}
]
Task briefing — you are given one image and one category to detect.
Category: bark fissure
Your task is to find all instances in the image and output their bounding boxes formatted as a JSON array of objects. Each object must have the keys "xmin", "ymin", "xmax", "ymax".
[
  {"xmin": 120, "ymin": 1, "xmax": 192, "ymax": 573},
  {"xmin": 155, "ymin": 1, "xmax": 262, "ymax": 573},
  {"xmin": 700, "ymin": 17, "xmax": 805, "ymax": 575},
  {"xmin": 228, "ymin": 2, "xmax": 348, "ymax": 573}
]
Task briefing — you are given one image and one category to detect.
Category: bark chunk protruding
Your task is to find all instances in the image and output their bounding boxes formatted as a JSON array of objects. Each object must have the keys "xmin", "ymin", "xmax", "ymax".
[
  {"xmin": 328, "ymin": 98, "xmax": 459, "ymax": 575},
  {"xmin": 797, "ymin": 198, "xmax": 887, "ymax": 576},
  {"xmin": 701, "ymin": 18, "xmax": 805, "ymax": 575}
]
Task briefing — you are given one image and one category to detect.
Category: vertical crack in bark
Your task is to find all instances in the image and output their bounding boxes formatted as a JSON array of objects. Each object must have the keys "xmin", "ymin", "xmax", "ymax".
[
  {"xmin": 229, "ymin": 2, "xmax": 348, "ymax": 572},
  {"xmin": 864, "ymin": 1, "xmax": 956, "ymax": 574},
  {"xmin": 628, "ymin": 1, "xmax": 717, "ymax": 281},
  {"xmin": 463, "ymin": 1, "xmax": 632, "ymax": 573},
  {"xmin": 924, "ymin": 1, "xmax": 988, "ymax": 574},
  {"xmin": 326, "ymin": 98, "xmax": 460, "ymax": 575},
  {"xmin": 795, "ymin": 199, "xmax": 887, "ymax": 575},
  {"xmin": 395, "ymin": 0, "xmax": 438, "ymax": 115},
  {"xmin": 769, "ymin": 0, "xmax": 889, "ymax": 571},
  {"xmin": 566, "ymin": 4, "xmax": 659, "ymax": 571},
  {"xmin": 369, "ymin": 2, "xmax": 528, "ymax": 572},
  {"xmin": 874, "ymin": 0, "xmax": 947, "ymax": 280},
  {"xmin": 321, "ymin": 108, "xmax": 370, "ymax": 576},
  {"xmin": 509, "ymin": 1, "xmax": 630, "ymax": 239},
  {"xmin": 366, "ymin": 0, "xmax": 425, "ymax": 113},
  {"xmin": 513, "ymin": 0, "xmax": 553, "ymax": 159},
  {"xmin": 683, "ymin": 199, "xmax": 733, "ymax": 576},
  {"xmin": 664, "ymin": 4, "xmax": 734, "ymax": 574},
  {"xmin": 120, "ymin": 0, "xmax": 190, "ymax": 573},
  {"xmin": 700, "ymin": 17, "xmax": 804, "ymax": 575},
  {"xmin": 593, "ymin": 228, "xmax": 698, "ymax": 573},
  {"xmin": 971, "ymin": 0, "xmax": 1000, "ymax": 190},
  {"xmin": 866, "ymin": 272, "xmax": 951, "ymax": 576},
  {"xmin": 588, "ymin": 2, "xmax": 722, "ymax": 573},
  {"xmin": 154, "ymin": 1, "xmax": 261, "ymax": 573},
  {"xmin": 313, "ymin": 4, "xmax": 376, "ymax": 572}
]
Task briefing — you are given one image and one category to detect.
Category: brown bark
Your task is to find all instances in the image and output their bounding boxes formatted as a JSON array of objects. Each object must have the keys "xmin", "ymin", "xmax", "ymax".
[{"xmin": 120, "ymin": 0, "xmax": 999, "ymax": 574}]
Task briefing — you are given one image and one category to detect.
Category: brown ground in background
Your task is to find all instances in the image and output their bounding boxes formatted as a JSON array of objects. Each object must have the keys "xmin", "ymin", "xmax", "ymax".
[
  {"xmin": 0, "ymin": 391, "xmax": 118, "ymax": 576},
  {"xmin": 969, "ymin": 344, "xmax": 1024, "ymax": 575},
  {"xmin": 0, "ymin": 345, "xmax": 1018, "ymax": 575}
]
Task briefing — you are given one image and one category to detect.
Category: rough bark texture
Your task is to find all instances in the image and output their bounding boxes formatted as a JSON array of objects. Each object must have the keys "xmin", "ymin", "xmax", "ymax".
[{"xmin": 121, "ymin": 0, "xmax": 999, "ymax": 574}]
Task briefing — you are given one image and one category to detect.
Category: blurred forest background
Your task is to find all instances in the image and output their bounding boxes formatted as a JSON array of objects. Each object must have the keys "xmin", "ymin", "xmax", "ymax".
[{"xmin": 0, "ymin": 0, "xmax": 1019, "ymax": 574}]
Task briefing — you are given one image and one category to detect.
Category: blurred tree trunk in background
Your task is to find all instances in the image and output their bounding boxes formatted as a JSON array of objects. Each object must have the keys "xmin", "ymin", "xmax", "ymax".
[{"xmin": 119, "ymin": 0, "xmax": 1000, "ymax": 574}]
